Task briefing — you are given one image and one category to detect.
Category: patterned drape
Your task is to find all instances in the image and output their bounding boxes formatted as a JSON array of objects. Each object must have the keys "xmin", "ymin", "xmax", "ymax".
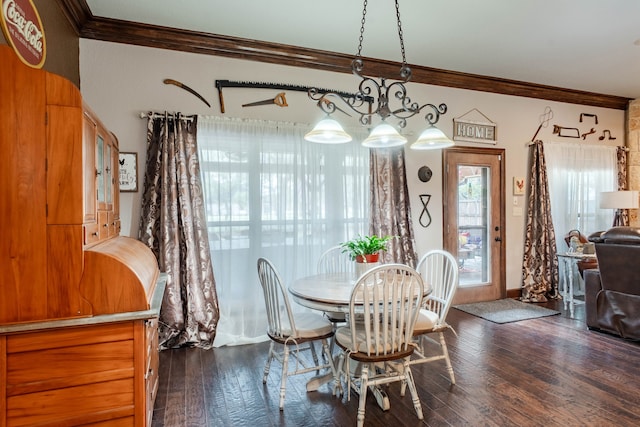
[
  {"xmin": 139, "ymin": 112, "xmax": 219, "ymax": 349},
  {"xmin": 616, "ymin": 147, "xmax": 630, "ymax": 226},
  {"xmin": 521, "ymin": 141, "xmax": 559, "ymax": 302},
  {"xmin": 368, "ymin": 147, "xmax": 418, "ymax": 267}
]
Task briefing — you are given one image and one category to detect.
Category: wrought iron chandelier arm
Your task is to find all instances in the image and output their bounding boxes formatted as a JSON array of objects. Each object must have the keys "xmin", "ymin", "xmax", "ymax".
[
  {"xmin": 419, "ymin": 103, "xmax": 448, "ymax": 126},
  {"xmin": 390, "ymin": 102, "xmax": 447, "ymax": 126},
  {"xmin": 308, "ymin": 89, "xmax": 372, "ymax": 124}
]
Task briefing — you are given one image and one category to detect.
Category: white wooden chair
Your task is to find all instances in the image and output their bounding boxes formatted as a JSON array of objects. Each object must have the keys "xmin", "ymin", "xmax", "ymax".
[
  {"xmin": 408, "ymin": 249, "xmax": 459, "ymax": 385},
  {"xmin": 335, "ymin": 264, "xmax": 424, "ymax": 427},
  {"xmin": 257, "ymin": 257, "xmax": 339, "ymax": 410},
  {"xmin": 316, "ymin": 245, "xmax": 354, "ymax": 331},
  {"xmin": 317, "ymin": 245, "xmax": 354, "ymax": 275}
]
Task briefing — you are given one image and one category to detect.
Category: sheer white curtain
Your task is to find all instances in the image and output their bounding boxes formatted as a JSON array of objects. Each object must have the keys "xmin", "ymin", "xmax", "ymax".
[
  {"xmin": 197, "ymin": 116, "xmax": 369, "ymax": 346},
  {"xmin": 544, "ymin": 142, "xmax": 617, "ymax": 252}
]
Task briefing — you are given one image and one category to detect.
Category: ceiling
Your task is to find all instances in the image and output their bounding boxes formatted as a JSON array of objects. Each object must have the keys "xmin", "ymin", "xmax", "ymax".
[{"xmin": 72, "ymin": 0, "xmax": 640, "ymax": 107}]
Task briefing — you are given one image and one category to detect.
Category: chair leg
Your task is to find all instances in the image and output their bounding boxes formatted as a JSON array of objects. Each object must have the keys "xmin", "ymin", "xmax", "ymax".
[
  {"xmin": 403, "ymin": 362, "xmax": 424, "ymax": 421},
  {"xmin": 336, "ymin": 352, "xmax": 347, "ymax": 399},
  {"xmin": 263, "ymin": 341, "xmax": 275, "ymax": 384},
  {"xmin": 399, "ymin": 359, "xmax": 408, "ymax": 396},
  {"xmin": 309, "ymin": 340, "xmax": 320, "ymax": 374},
  {"xmin": 439, "ymin": 332, "xmax": 456, "ymax": 385},
  {"xmin": 279, "ymin": 345, "xmax": 290, "ymax": 410},
  {"xmin": 322, "ymin": 339, "xmax": 342, "ymax": 397},
  {"xmin": 356, "ymin": 364, "xmax": 369, "ymax": 427}
]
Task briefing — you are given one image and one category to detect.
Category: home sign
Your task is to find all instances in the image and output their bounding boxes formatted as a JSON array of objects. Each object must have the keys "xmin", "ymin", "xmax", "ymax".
[
  {"xmin": 1, "ymin": 0, "xmax": 46, "ymax": 68},
  {"xmin": 453, "ymin": 108, "xmax": 497, "ymax": 144}
]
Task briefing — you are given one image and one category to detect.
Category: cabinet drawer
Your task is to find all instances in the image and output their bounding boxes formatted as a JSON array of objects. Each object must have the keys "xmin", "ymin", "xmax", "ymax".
[
  {"xmin": 98, "ymin": 210, "xmax": 109, "ymax": 239},
  {"xmin": 84, "ymin": 223, "xmax": 100, "ymax": 245},
  {"xmin": 107, "ymin": 211, "xmax": 120, "ymax": 237}
]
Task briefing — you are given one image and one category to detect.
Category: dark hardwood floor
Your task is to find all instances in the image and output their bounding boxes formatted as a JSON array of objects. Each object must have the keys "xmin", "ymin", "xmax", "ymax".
[{"xmin": 152, "ymin": 298, "xmax": 640, "ymax": 426}]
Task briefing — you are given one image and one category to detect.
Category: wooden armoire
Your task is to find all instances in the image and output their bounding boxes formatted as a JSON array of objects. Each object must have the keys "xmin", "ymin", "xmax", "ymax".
[{"xmin": 0, "ymin": 45, "xmax": 165, "ymax": 426}]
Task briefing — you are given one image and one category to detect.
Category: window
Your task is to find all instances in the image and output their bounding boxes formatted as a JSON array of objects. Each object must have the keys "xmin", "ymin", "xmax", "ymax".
[
  {"xmin": 197, "ymin": 117, "xmax": 369, "ymax": 345},
  {"xmin": 545, "ymin": 142, "xmax": 617, "ymax": 251}
]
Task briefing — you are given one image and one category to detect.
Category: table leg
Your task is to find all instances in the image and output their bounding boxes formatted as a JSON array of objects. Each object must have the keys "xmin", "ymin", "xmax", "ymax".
[
  {"xmin": 568, "ymin": 261, "xmax": 575, "ymax": 316},
  {"xmin": 560, "ymin": 258, "xmax": 569, "ymax": 310}
]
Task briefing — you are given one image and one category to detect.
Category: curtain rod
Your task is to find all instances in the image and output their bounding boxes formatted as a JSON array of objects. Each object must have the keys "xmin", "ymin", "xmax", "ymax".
[
  {"xmin": 138, "ymin": 111, "xmax": 195, "ymax": 121},
  {"xmin": 526, "ymin": 140, "xmax": 629, "ymax": 151}
]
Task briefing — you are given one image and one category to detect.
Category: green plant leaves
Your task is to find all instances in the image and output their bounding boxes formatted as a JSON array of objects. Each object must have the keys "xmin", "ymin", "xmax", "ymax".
[{"xmin": 339, "ymin": 234, "xmax": 394, "ymax": 260}]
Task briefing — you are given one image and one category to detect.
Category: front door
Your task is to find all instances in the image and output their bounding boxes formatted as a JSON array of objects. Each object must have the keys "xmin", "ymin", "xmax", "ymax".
[{"xmin": 443, "ymin": 147, "xmax": 505, "ymax": 304}]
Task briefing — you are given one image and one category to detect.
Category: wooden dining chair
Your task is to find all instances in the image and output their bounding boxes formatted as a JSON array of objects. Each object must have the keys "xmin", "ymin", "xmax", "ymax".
[
  {"xmin": 257, "ymin": 257, "xmax": 339, "ymax": 410},
  {"xmin": 335, "ymin": 264, "xmax": 424, "ymax": 427},
  {"xmin": 407, "ymin": 249, "xmax": 459, "ymax": 385},
  {"xmin": 316, "ymin": 245, "xmax": 354, "ymax": 338},
  {"xmin": 317, "ymin": 245, "xmax": 354, "ymax": 275}
]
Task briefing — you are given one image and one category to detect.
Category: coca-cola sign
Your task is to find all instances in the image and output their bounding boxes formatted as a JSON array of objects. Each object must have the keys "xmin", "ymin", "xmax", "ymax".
[{"xmin": 1, "ymin": 0, "xmax": 46, "ymax": 68}]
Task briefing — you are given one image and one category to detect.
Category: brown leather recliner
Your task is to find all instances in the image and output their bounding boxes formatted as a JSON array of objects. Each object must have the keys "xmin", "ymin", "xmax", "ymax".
[{"xmin": 584, "ymin": 227, "xmax": 640, "ymax": 340}]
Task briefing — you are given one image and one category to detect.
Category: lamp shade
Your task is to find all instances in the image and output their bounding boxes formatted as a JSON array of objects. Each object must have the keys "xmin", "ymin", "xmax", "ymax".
[
  {"xmin": 410, "ymin": 126, "xmax": 454, "ymax": 150},
  {"xmin": 361, "ymin": 123, "xmax": 407, "ymax": 148},
  {"xmin": 599, "ymin": 190, "xmax": 640, "ymax": 209},
  {"xmin": 304, "ymin": 118, "xmax": 352, "ymax": 143}
]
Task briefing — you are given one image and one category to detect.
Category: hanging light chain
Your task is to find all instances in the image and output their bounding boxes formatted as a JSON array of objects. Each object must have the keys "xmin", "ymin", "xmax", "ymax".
[
  {"xmin": 306, "ymin": 0, "xmax": 450, "ymax": 147},
  {"xmin": 395, "ymin": 0, "xmax": 407, "ymax": 66},
  {"xmin": 356, "ymin": 0, "xmax": 368, "ymax": 58},
  {"xmin": 357, "ymin": 0, "xmax": 407, "ymax": 66}
]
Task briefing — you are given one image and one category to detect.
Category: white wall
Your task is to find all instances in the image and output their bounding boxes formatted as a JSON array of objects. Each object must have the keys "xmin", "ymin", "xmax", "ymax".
[{"xmin": 80, "ymin": 39, "xmax": 624, "ymax": 292}]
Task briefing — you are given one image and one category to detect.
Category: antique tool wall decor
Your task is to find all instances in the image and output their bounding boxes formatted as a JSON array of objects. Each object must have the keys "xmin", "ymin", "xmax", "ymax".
[
  {"xmin": 418, "ymin": 194, "xmax": 432, "ymax": 228},
  {"xmin": 242, "ymin": 92, "xmax": 288, "ymax": 108},
  {"xmin": 417, "ymin": 165, "xmax": 433, "ymax": 228},
  {"xmin": 531, "ymin": 106, "xmax": 554, "ymax": 141},
  {"xmin": 551, "ymin": 112, "xmax": 617, "ymax": 142},
  {"xmin": 214, "ymin": 79, "xmax": 373, "ymax": 113},
  {"xmin": 599, "ymin": 130, "xmax": 616, "ymax": 140},
  {"xmin": 552, "ymin": 124, "xmax": 580, "ymax": 138},
  {"xmin": 163, "ymin": 79, "xmax": 211, "ymax": 107}
]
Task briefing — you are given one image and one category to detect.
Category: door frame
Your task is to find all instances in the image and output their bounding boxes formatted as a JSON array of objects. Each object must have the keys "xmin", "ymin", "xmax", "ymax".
[{"xmin": 443, "ymin": 146, "xmax": 506, "ymax": 303}]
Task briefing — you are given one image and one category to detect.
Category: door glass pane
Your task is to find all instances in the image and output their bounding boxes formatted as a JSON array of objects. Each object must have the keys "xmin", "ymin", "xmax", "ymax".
[
  {"xmin": 105, "ymin": 143, "xmax": 112, "ymax": 204},
  {"xmin": 458, "ymin": 165, "xmax": 490, "ymax": 286},
  {"xmin": 97, "ymin": 135, "xmax": 104, "ymax": 203}
]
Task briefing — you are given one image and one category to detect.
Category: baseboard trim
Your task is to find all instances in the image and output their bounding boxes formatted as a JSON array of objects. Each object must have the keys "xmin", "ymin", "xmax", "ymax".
[{"xmin": 506, "ymin": 288, "xmax": 522, "ymax": 299}]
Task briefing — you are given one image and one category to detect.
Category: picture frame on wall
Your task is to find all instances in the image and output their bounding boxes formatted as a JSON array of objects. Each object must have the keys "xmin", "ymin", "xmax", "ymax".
[
  {"xmin": 513, "ymin": 176, "xmax": 525, "ymax": 195},
  {"xmin": 119, "ymin": 152, "xmax": 138, "ymax": 192}
]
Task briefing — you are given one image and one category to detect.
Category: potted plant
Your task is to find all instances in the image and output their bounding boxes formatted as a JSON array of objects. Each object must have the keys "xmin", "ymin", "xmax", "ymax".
[{"xmin": 340, "ymin": 234, "xmax": 394, "ymax": 264}]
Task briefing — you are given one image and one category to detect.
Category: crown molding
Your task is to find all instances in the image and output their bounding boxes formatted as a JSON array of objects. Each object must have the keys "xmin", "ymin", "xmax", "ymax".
[{"xmin": 56, "ymin": 0, "xmax": 630, "ymax": 110}]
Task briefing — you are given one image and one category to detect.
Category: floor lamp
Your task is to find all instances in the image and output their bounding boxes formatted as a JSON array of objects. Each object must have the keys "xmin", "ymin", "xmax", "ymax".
[{"xmin": 600, "ymin": 190, "xmax": 639, "ymax": 226}]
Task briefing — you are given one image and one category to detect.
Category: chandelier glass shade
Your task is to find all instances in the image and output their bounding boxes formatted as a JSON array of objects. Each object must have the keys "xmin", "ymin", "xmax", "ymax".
[
  {"xmin": 304, "ymin": 0, "xmax": 453, "ymax": 149},
  {"xmin": 361, "ymin": 123, "xmax": 407, "ymax": 148},
  {"xmin": 304, "ymin": 117, "xmax": 352, "ymax": 143},
  {"xmin": 410, "ymin": 126, "xmax": 456, "ymax": 150}
]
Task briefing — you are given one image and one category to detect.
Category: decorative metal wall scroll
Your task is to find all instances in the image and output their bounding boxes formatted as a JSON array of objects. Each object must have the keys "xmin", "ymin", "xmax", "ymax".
[{"xmin": 418, "ymin": 194, "xmax": 432, "ymax": 228}]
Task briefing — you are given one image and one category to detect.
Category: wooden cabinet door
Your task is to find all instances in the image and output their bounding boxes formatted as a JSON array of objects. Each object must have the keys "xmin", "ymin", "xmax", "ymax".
[{"xmin": 82, "ymin": 112, "xmax": 97, "ymax": 223}]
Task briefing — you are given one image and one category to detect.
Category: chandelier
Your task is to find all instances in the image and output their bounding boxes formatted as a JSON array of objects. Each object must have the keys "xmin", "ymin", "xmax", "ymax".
[{"xmin": 304, "ymin": 0, "xmax": 454, "ymax": 149}]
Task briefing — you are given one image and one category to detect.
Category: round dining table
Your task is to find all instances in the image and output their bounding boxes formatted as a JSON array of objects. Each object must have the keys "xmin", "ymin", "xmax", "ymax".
[
  {"xmin": 289, "ymin": 271, "xmax": 432, "ymax": 313},
  {"xmin": 289, "ymin": 272, "xmax": 358, "ymax": 313}
]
